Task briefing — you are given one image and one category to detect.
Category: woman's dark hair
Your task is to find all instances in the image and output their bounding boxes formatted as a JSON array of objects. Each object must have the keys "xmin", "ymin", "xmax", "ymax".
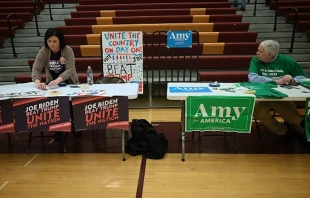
[{"xmin": 44, "ymin": 28, "xmax": 66, "ymax": 50}]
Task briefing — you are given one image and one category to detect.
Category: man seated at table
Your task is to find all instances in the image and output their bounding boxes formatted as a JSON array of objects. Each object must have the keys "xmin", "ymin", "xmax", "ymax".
[{"xmin": 248, "ymin": 40, "xmax": 307, "ymax": 140}]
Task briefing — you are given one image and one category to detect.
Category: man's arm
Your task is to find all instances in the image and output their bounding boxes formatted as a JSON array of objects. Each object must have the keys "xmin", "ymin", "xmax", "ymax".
[
  {"xmin": 293, "ymin": 75, "xmax": 307, "ymax": 83},
  {"xmin": 248, "ymin": 73, "xmax": 273, "ymax": 83}
]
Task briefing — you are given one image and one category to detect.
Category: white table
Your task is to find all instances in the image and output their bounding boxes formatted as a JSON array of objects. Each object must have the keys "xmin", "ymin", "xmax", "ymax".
[
  {"xmin": 167, "ymin": 82, "xmax": 310, "ymax": 161},
  {"xmin": 167, "ymin": 82, "xmax": 310, "ymax": 101},
  {"xmin": 0, "ymin": 82, "xmax": 139, "ymax": 100},
  {"xmin": 0, "ymin": 82, "xmax": 139, "ymax": 161}
]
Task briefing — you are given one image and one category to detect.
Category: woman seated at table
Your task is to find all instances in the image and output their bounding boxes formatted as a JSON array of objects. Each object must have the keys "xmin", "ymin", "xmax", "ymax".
[
  {"xmin": 31, "ymin": 28, "xmax": 80, "ymax": 141},
  {"xmin": 32, "ymin": 28, "xmax": 79, "ymax": 89}
]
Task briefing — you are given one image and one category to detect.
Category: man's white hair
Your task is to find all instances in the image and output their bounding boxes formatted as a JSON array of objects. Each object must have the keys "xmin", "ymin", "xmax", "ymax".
[{"xmin": 260, "ymin": 40, "xmax": 280, "ymax": 56}]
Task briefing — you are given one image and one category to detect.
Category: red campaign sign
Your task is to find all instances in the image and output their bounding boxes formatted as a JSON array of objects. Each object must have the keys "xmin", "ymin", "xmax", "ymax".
[
  {"xmin": 13, "ymin": 97, "xmax": 71, "ymax": 132},
  {"xmin": 71, "ymin": 96, "xmax": 129, "ymax": 131},
  {"xmin": 0, "ymin": 99, "xmax": 15, "ymax": 133}
]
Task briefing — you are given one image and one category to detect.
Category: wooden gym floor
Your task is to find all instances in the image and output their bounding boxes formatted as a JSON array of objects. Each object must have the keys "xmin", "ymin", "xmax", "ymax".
[{"xmin": 0, "ymin": 108, "xmax": 310, "ymax": 198}]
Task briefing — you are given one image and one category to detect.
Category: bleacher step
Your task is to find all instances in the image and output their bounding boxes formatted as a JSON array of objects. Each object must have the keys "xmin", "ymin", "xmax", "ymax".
[
  {"xmin": 298, "ymin": 62, "xmax": 310, "ymax": 68},
  {"xmin": 0, "ymin": 47, "xmax": 39, "ymax": 54},
  {"xmin": 250, "ymin": 23, "xmax": 295, "ymax": 29},
  {"xmin": 3, "ymin": 42, "xmax": 43, "ymax": 47},
  {"xmin": 0, "ymin": 66, "xmax": 30, "ymax": 72},
  {"xmin": 0, "ymin": 72, "xmax": 30, "ymax": 82},
  {"xmin": 243, "ymin": 17, "xmax": 286, "ymax": 24},
  {"xmin": 256, "ymin": 32, "xmax": 303, "ymax": 37},
  {"xmin": 36, "ymin": 14, "xmax": 71, "ymax": 21},
  {"xmin": 46, "ymin": 3, "xmax": 78, "ymax": 9},
  {"xmin": 280, "ymin": 49, "xmax": 310, "ymax": 54},
  {"xmin": 277, "ymin": 42, "xmax": 310, "ymax": 49},
  {"xmin": 41, "ymin": 8, "xmax": 76, "ymax": 14},
  {"xmin": 25, "ymin": 21, "xmax": 66, "ymax": 29},
  {"xmin": 15, "ymin": 29, "xmax": 47, "ymax": 35},
  {"xmin": 0, "ymin": 53, "xmax": 38, "ymax": 59},
  {"xmin": 257, "ymin": 38, "xmax": 308, "ymax": 42},
  {"xmin": 0, "ymin": 59, "xmax": 30, "ymax": 66}
]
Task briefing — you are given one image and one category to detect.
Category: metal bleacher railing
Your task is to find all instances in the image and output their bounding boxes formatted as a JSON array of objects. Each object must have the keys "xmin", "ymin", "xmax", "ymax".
[
  {"xmin": 273, "ymin": 0, "xmax": 299, "ymax": 52},
  {"xmin": 148, "ymin": 31, "xmax": 200, "ymax": 107}
]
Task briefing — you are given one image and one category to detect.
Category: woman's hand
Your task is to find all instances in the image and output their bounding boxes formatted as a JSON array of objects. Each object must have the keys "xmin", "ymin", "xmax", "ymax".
[
  {"xmin": 48, "ymin": 80, "xmax": 59, "ymax": 87},
  {"xmin": 35, "ymin": 80, "xmax": 46, "ymax": 90},
  {"xmin": 48, "ymin": 77, "xmax": 63, "ymax": 87}
]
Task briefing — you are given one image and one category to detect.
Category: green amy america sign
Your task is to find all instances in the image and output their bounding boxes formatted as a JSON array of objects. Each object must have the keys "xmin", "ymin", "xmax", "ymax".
[
  {"xmin": 185, "ymin": 96, "xmax": 255, "ymax": 133},
  {"xmin": 304, "ymin": 98, "xmax": 310, "ymax": 142}
]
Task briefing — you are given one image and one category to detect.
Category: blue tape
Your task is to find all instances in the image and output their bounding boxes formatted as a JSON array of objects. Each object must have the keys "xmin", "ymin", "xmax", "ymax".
[
  {"xmin": 59, "ymin": 82, "xmax": 66, "ymax": 87},
  {"xmin": 209, "ymin": 83, "xmax": 220, "ymax": 87}
]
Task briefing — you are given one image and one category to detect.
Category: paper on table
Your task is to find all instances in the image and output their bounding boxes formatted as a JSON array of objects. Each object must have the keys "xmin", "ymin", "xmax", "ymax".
[{"xmin": 46, "ymin": 85, "xmax": 59, "ymax": 89}]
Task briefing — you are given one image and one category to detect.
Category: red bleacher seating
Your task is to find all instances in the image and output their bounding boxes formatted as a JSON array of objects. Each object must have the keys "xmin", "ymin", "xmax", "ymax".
[
  {"xmin": 277, "ymin": 6, "xmax": 310, "ymax": 16},
  {"xmin": 0, "ymin": 19, "xmax": 25, "ymax": 29},
  {"xmin": 0, "ymin": 1, "xmax": 45, "ymax": 9},
  {"xmin": 49, "ymin": 0, "xmax": 78, "ymax": 2},
  {"xmin": 76, "ymin": 2, "xmax": 232, "ymax": 11},
  {"xmin": 269, "ymin": 0, "xmax": 310, "ymax": 10},
  {"xmin": 296, "ymin": 21, "xmax": 310, "ymax": 32},
  {"xmin": 58, "ymin": 22, "xmax": 250, "ymax": 35},
  {"xmin": 0, "ymin": 7, "xmax": 41, "ymax": 14},
  {"xmin": 0, "ymin": 37, "xmax": 4, "ymax": 48},
  {"xmin": 0, "ymin": 27, "xmax": 16, "ymax": 38},
  {"xmin": 198, "ymin": 71, "xmax": 248, "ymax": 82},
  {"xmin": 14, "ymin": 0, "xmax": 258, "ymax": 89},
  {"xmin": 64, "ymin": 32, "xmax": 258, "ymax": 45},
  {"xmin": 64, "ymin": 14, "xmax": 244, "ymax": 26},
  {"xmin": 285, "ymin": 13, "xmax": 310, "ymax": 22},
  {"xmin": 0, "ymin": 0, "xmax": 44, "ymax": 39},
  {"xmin": 0, "ymin": 13, "xmax": 33, "ymax": 22},
  {"xmin": 70, "ymin": 8, "xmax": 237, "ymax": 18},
  {"xmin": 70, "ymin": 42, "xmax": 259, "ymax": 57},
  {"xmin": 78, "ymin": 0, "xmax": 228, "ymax": 5},
  {"xmin": 25, "ymin": 56, "xmax": 252, "ymax": 71}
]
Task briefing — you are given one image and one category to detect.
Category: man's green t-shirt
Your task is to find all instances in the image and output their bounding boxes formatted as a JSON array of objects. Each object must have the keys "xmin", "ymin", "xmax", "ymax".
[{"xmin": 249, "ymin": 54, "xmax": 307, "ymax": 80}]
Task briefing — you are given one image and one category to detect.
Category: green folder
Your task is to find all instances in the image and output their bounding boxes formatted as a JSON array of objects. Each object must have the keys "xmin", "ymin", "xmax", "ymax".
[{"xmin": 300, "ymin": 79, "xmax": 310, "ymax": 89}]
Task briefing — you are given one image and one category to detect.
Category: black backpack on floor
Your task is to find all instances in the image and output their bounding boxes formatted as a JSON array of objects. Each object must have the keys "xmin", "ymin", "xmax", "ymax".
[{"xmin": 126, "ymin": 119, "xmax": 168, "ymax": 159}]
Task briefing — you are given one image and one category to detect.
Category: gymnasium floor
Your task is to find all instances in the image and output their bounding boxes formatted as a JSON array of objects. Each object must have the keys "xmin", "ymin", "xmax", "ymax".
[{"xmin": 0, "ymin": 108, "xmax": 310, "ymax": 198}]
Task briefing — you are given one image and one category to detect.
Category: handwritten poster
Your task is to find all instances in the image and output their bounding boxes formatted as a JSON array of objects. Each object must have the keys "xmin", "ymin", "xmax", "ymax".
[
  {"xmin": 101, "ymin": 31, "xmax": 143, "ymax": 94},
  {"xmin": 13, "ymin": 97, "xmax": 71, "ymax": 132},
  {"xmin": 0, "ymin": 99, "xmax": 15, "ymax": 133},
  {"xmin": 102, "ymin": 31, "xmax": 143, "ymax": 64},
  {"xmin": 72, "ymin": 96, "xmax": 129, "ymax": 131},
  {"xmin": 103, "ymin": 63, "xmax": 143, "ymax": 93}
]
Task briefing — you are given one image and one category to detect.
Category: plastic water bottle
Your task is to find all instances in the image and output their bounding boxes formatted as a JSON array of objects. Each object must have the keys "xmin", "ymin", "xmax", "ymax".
[{"xmin": 86, "ymin": 66, "xmax": 93, "ymax": 85}]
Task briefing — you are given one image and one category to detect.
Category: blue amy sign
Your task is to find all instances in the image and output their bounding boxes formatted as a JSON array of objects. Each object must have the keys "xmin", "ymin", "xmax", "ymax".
[
  {"xmin": 166, "ymin": 30, "xmax": 193, "ymax": 48},
  {"xmin": 169, "ymin": 87, "xmax": 211, "ymax": 93}
]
